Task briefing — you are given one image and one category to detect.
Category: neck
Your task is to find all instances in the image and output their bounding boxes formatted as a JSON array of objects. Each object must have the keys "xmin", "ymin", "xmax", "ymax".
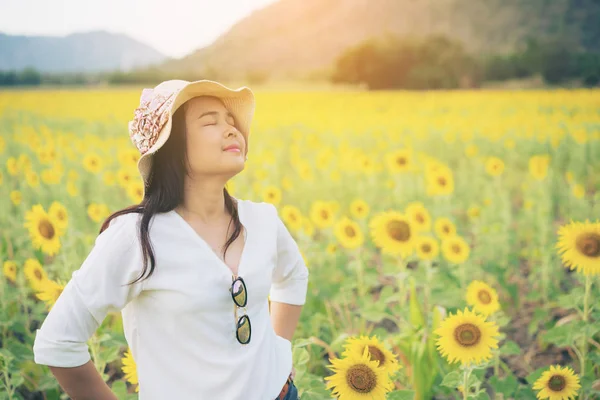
[{"xmin": 177, "ymin": 176, "xmax": 231, "ymax": 224}]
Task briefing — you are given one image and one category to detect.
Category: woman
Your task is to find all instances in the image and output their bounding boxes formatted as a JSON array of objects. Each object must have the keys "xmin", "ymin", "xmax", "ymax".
[{"xmin": 32, "ymin": 79, "xmax": 309, "ymax": 400}]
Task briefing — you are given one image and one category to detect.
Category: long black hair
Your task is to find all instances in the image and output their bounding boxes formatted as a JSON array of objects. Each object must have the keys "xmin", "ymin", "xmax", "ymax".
[{"xmin": 99, "ymin": 100, "xmax": 244, "ymax": 285}]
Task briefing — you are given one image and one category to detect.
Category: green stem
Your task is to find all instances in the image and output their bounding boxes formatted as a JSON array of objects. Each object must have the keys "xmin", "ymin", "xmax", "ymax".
[
  {"xmin": 462, "ymin": 365, "xmax": 472, "ymax": 400},
  {"xmin": 580, "ymin": 275, "xmax": 592, "ymax": 378},
  {"xmin": 355, "ymin": 249, "xmax": 365, "ymax": 298},
  {"xmin": 398, "ymin": 258, "xmax": 407, "ymax": 309}
]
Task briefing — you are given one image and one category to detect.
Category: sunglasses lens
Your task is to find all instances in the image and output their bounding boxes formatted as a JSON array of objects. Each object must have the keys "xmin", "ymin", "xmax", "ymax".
[
  {"xmin": 232, "ymin": 278, "xmax": 247, "ymax": 307},
  {"xmin": 236, "ymin": 315, "xmax": 251, "ymax": 344}
]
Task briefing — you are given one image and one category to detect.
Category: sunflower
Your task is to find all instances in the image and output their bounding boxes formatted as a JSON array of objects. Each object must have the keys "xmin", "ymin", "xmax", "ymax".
[
  {"xmin": 385, "ymin": 149, "xmax": 413, "ymax": 173},
  {"xmin": 48, "ymin": 201, "xmax": 68, "ymax": 236},
  {"xmin": 10, "ymin": 190, "xmax": 22, "ymax": 206},
  {"xmin": 529, "ymin": 155, "xmax": 550, "ymax": 181},
  {"xmin": 556, "ymin": 220, "xmax": 600, "ymax": 276},
  {"xmin": 281, "ymin": 205, "xmax": 303, "ymax": 232},
  {"xmin": 35, "ymin": 279, "xmax": 66, "ymax": 310},
  {"xmin": 26, "ymin": 170, "xmax": 40, "ymax": 188},
  {"xmin": 3, "ymin": 260, "xmax": 17, "ymax": 283},
  {"xmin": 466, "ymin": 281, "xmax": 500, "ymax": 316},
  {"xmin": 415, "ymin": 236, "xmax": 439, "ymax": 261},
  {"xmin": 126, "ymin": 181, "xmax": 144, "ymax": 203},
  {"xmin": 6, "ymin": 157, "xmax": 19, "ymax": 176},
  {"xmin": 434, "ymin": 217, "xmax": 457, "ymax": 239},
  {"xmin": 369, "ymin": 211, "xmax": 415, "ymax": 258},
  {"xmin": 118, "ymin": 148, "xmax": 140, "ymax": 169},
  {"xmin": 310, "ymin": 201, "xmax": 335, "ymax": 230},
  {"xmin": 262, "ymin": 185, "xmax": 282, "ymax": 206},
  {"xmin": 572, "ymin": 184, "xmax": 585, "ymax": 199},
  {"xmin": 334, "ymin": 217, "xmax": 365, "ymax": 250},
  {"xmin": 405, "ymin": 202, "xmax": 431, "ymax": 232},
  {"xmin": 24, "ymin": 205, "xmax": 61, "ymax": 257},
  {"xmin": 435, "ymin": 308, "xmax": 500, "ymax": 365},
  {"xmin": 67, "ymin": 180, "xmax": 79, "ymax": 197},
  {"xmin": 426, "ymin": 165, "xmax": 455, "ymax": 196},
  {"xmin": 325, "ymin": 346, "xmax": 393, "ymax": 400},
  {"xmin": 533, "ymin": 365, "xmax": 580, "ymax": 400},
  {"xmin": 83, "ymin": 153, "xmax": 103, "ymax": 174},
  {"xmin": 464, "ymin": 144, "xmax": 478, "ymax": 158},
  {"xmin": 350, "ymin": 199, "xmax": 370, "ymax": 220},
  {"xmin": 116, "ymin": 168, "xmax": 135, "ymax": 188},
  {"xmin": 342, "ymin": 335, "xmax": 400, "ymax": 376},
  {"xmin": 485, "ymin": 157, "xmax": 505, "ymax": 177},
  {"xmin": 103, "ymin": 171, "xmax": 116, "ymax": 186},
  {"xmin": 121, "ymin": 348, "xmax": 139, "ymax": 392},
  {"xmin": 302, "ymin": 217, "xmax": 315, "ymax": 237},
  {"xmin": 442, "ymin": 236, "xmax": 470, "ymax": 264},
  {"xmin": 24, "ymin": 258, "xmax": 48, "ymax": 292},
  {"xmin": 467, "ymin": 206, "xmax": 481, "ymax": 220},
  {"xmin": 326, "ymin": 243, "xmax": 338, "ymax": 255}
]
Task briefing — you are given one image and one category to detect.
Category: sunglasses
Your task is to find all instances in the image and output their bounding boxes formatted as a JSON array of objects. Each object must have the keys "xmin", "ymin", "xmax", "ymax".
[{"xmin": 230, "ymin": 275, "xmax": 251, "ymax": 345}]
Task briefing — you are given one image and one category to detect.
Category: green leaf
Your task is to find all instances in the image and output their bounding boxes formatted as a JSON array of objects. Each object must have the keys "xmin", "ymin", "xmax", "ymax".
[
  {"xmin": 526, "ymin": 366, "xmax": 548, "ymax": 385},
  {"xmin": 111, "ymin": 380, "xmax": 129, "ymax": 397},
  {"xmin": 499, "ymin": 340, "xmax": 521, "ymax": 355},
  {"xmin": 293, "ymin": 347, "xmax": 310, "ymax": 366},
  {"xmin": 409, "ymin": 278, "xmax": 425, "ymax": 328},
  {"xmin": 441, "ymin": 371, "xmax": 461, "ymax": 388},
  {"xmin": 541, "ymin": 321, "xmax": 587, "ymax": 347},
  {"xmin": 292, "ymin": 338, "xmax": 313, "ymax": 348},
  {"xmin": 387, "ymin": 389, "xmax": 416, "ymax": 399},
  {"xmin": 489, "ymin": 374, "xmax": 518, "ymax": 397}
]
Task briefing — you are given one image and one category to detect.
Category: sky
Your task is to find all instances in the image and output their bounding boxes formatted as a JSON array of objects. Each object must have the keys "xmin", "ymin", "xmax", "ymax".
[{"xmin": 0, "ymin": 0, "xmax": 278, "ymax": 58}]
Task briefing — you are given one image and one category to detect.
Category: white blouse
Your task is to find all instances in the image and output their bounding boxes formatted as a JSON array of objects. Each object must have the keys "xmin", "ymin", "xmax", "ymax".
[{"xmin": 33, "ymin": 199, "xmax": 310, "ymax": 400}]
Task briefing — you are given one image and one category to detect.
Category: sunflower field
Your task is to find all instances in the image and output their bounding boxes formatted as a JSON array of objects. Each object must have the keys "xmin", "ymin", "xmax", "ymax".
[{"xmin": 1, "ymin": 88, "xmax": 599, "ymax": 400}]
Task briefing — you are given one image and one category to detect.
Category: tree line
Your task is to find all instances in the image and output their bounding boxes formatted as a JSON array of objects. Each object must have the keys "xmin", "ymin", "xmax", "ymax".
[
  {"xmin": 331, "ymin": 35, "xmax": 600, "ymax": 90},
  {"xmin": 1, "ymin": 34, "xmax": 599, "ymax": 89}
]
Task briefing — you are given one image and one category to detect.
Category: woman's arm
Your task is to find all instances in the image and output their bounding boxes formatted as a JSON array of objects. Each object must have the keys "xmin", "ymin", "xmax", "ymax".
[
  {"xmin": 270, "ymin": 302, "xmax": 303, "ymax": 341},
  {"xmin": 268, "ymin": 203, "xmax": 310, "ymax": 340},
  {"xmin": 49, "ymin": 361, "xmax": 118, "ymax": 400},
  {"xmin": 33, "ymin": 214, "xmax": 144, "ymax": 397}
]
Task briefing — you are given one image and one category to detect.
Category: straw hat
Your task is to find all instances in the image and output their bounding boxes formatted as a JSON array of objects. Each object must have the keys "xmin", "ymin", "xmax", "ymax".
[{"xmin": 128, "ymin": 79, "xmax": 255, "ymax": 189}]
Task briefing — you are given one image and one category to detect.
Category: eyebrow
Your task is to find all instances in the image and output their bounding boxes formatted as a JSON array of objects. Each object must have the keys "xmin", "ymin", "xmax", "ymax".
[{"xmin": 198, "ymin": 110, "xmax": 235, "ymax": 120}]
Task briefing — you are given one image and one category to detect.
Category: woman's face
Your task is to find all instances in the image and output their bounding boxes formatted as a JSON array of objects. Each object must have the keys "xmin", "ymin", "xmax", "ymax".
[{"xmin": 182, "ymin": 95, "xmax": 246, "ymax": 178}]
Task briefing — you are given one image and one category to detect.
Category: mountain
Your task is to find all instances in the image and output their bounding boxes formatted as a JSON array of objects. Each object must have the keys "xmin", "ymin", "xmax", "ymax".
[
  {"xmin": 0, "ymin": 31, "xmax": 167, "ymax": 73},
  {"xmin": 161, "ymin": 0, "xmax": 600, "ymax": 80}
]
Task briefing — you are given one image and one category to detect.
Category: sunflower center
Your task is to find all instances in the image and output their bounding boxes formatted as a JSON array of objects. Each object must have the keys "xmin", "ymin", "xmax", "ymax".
[
  {"xmin": 346, "ymin": 364, "xmax": 377, "ymax": 393},
  {"xmin": 367, "ymin": 346, "xmax": 386, "ymax": 366},
  {"xmin": 452, "ymin": 244, "xmax": 462, "ymax": 254},
  {"xmin": 438, "ymin": 177, "xmax": 447, "ymax": 186},
  {"xmin": 442, "ymin": 225, "xmax": 450, "ymax": 234},
  {"xmin": 396, "ymin": 157, "xmax": 406, "ymax": 166},
  {"xmin": 57, "ymin": 210, "xmax": 66, "ymax": 221},
  {"xmin": 38, "ymin": 219, "xmax": 55, "ymax": 239},
  {"xmin": 477, "ymin": 290, "xmax": 492, "ymax": 304},
  {"xmin": 454, "ymin": 323, "xmax": 481, "ymax": 347},
  {"xmin": 345, "ymin": 226, "xmax": 357, "ymax": 238},
  {"xmin": 290, "ymin": 214, "xmax": 297, "ymax": 222},
  {"xmin": 415, "ymin": 213, "xmax": 425, "ymax": 224},
  {"xmin": 320, "ymin": 210, "xmax": 330, "ymax": 220},
  {"xmin": 548, "ymin": 375, "xmax": 566, "ymax": 392},
  {"xmin": 34, "ymin": 269, "xmax": 43, "ymax": 281},
  {"xmin": 576, "ymin": 233, "xmax": 600, "ymax": 258},
  {"xmin": 387, "ymin": 220, "xmax": 411, "ymax": 242},
  {"xmin": 421, "ymin": 243, "xmax": 432, "ymax": 253}
]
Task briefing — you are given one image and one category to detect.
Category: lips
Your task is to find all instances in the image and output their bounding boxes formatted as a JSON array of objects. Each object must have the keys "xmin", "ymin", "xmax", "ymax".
[{"xmin": 223, "ymin": 145, "xmax": 241, "ymax": 152}]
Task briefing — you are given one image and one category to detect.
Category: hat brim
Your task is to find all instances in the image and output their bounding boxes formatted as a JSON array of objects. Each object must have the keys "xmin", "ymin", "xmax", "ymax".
[{"xmin": 137, "ymin": 80, "xmax": 255, "ymax": 189}]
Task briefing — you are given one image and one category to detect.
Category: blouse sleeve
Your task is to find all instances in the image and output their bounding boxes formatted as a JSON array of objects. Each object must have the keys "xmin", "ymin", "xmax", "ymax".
[
  {"xmin": 268, "ymin": 204, "xmax": 309, "ymax": 306},
  {"xmin": 33, "ymin": 213, "xmax": 145, "ymax": 368}
]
